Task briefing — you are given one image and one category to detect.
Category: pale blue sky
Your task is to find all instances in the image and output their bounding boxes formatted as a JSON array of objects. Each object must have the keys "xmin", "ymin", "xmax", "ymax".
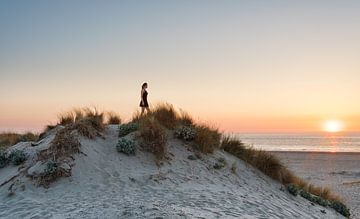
[{"xmin": 1, "ymin": 1, "xmax": 360, "ymax": 132}]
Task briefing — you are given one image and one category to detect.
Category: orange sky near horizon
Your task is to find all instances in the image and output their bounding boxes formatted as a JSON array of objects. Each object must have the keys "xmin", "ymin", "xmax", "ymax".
[{"xmin": 1, "ymin": 1, "xmax": 360, "ymax": 133}]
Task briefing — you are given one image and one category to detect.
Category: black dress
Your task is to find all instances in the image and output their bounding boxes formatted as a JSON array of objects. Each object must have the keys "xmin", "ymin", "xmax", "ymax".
[{"xmin": 140, "ymin": 90, "xmax": 149, "ymax": 107}]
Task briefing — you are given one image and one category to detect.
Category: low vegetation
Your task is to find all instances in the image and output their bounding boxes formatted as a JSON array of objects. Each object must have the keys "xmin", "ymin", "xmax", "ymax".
[
  {"xmin": 9, "ymin": 149, "xmax": 27, "ymax": 165},
  {"xmin": 116, "ymin": 138, "xmax": 136, "ymax": 155},
  {"xmin": 213, "ymin": 157, "xmax": 227, "ymax": 169},
  {"xmin": 118, "ymin": 122, "xmax": 138, "ymax": 137},
  {"xmin": 174, "ymin": 125, "xmax": 197, "ymax": 141},
  {"xmin": 221, "ymin": 135, "xmax": 349, "ymax": 217},
  {"xmin": 0, "ymin": 149, "xmax": 27, "ymax": 168},
  {"xmin": 133, "ymin": 103, "xmax": 221, "ymax": 157},
  {"xmin": 45, "ymin": 107, "xmax": 105, "ymax": 138},
  {"xmin": 287, "ymin": 184, "xmax": 350, "ymax": 217},
  {"xmin": 107, "ymin": 112, "xmax": 122, "ymax": 125},
  {"xmin": 0, "ymin": 132, "xmax": 39, "ymax": 148},
  {"xmin": 138, "ymin": 116, "xmax": 167, "ymax": 164},
  {"xmin": 39, "ymin": 128, "xmax": 81, "ymax": 161},
  {"xmin": 0, "ymin": 149, "xmax": 9, "ymax": 168},
  {"xmin": 37, "ymin": 160, "xmax": 71, "ymax": 188},
  {"xmin": 193, "ymin": 125, "xmax": 221, "ymax": 154}
]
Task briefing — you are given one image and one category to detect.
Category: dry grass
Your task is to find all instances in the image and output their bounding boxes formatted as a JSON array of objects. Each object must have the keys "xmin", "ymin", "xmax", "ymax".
[
  {"xmin": 139, "ymin": 116, "xmax": 167, "ymax": 164},
  {"xmin": 0, "ymin": 132, "xmax": 39, "ymax": 148},
  {"xmin": 193, "ymin": 125, "xmax": 221, "ymax": 153},
  {"xmin": 132, "ymin": 103, "xmax": 194, "ymax": 129},
  {"xmin": 221, "ymin": 135, "xmax": 343, "ymax": 203},
  {"xmin": 150, "ymin": 103, "xmax": 178, "ymax": 129},
  {"xmin": 107, "ymin": 112, "xmax": 121, "ymax": 125},
  {"xmin": 178, "ymin": 110, "xmax": 194, "ymax": 126},
  {"xmin": 44, "ymin": 107, "xmax": 105, "ymax": 139},
  {"xmin": 38, "ymin": 128, "xmax": 81, "ymax": 161}
]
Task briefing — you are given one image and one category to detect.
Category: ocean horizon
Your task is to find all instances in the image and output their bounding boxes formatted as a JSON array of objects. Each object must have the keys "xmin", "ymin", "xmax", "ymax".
[{"xmin": 235, "ymin": 132, "xmax": 360, "ymax": 153}]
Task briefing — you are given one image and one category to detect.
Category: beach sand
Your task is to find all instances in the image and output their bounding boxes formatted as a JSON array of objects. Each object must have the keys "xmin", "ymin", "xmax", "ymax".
[{"xmin": 273, "ymin": 151, "xmax": 360, "ymax": 218}]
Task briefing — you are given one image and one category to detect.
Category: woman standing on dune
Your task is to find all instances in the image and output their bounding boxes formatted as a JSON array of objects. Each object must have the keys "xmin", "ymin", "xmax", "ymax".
[{"xmin": 140, "ymin": 82, "xmax": 150, "ymax": 115}]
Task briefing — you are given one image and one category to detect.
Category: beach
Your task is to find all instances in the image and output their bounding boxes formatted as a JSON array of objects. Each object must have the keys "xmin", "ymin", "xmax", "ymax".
[{"xmin": 273, "ymin": 151, "xmax": 360, "ymax": 218}]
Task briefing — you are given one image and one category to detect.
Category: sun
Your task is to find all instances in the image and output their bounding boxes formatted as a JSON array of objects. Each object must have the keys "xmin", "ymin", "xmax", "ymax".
[{"xmin": 323, "ymin": 120, "xmax": 344, "ymax": 133}]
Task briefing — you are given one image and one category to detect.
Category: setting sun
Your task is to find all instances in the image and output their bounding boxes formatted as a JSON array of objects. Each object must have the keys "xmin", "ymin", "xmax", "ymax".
[{"xmin": 324, "ymin": 120, "xmax": 344, "ymax": 133}]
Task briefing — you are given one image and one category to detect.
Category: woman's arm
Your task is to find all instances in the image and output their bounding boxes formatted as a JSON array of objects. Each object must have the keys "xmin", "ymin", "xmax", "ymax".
[{"xmin": 141, "ymin": 89, "xmax": 144, "ymax": 102}]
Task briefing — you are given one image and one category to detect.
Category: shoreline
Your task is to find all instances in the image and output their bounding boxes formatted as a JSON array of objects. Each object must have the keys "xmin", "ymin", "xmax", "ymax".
[{"xmin": 269, "ymin": 150, "xmax": 360, "ymax": 155}]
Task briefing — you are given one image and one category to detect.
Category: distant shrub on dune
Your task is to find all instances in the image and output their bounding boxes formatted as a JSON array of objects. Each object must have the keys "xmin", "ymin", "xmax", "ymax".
[
  {"xmin": 139, "ymin": 117, "xmax": 167, "ymax": 164},
  {"xmin": 118, "ymin": 122, "xmax": 139, "ymax": 137},
  {"xmin": 116, "ymin": 138, "xmax": 136, "ymax": 155},
  {"xmin": 58, "ymin": 112, "xmax": 76, "ymax": 126},
  {"xmin": 107, "ymin": 112, "xmax": 121, "ymax": 125},
  {"xmin": 193, "ymin": 125, "xmax": 221, "ymax": 154},
  {"xmin": 174, "ymin": 125, "xmax": 197, "ymax": 141},
  {"xmin": 9, "ymin": 149, "xmax": 27, "ymax": 165},
  {"xmin": 330, "ymin": 200, "xmax": 351, "ymax": 218},
  {"xmin": 0, "ymin": 150, "xmax": 9, "ymax": 168},
  {"xmin": 0, "ymin": 132, "xmax": 39, "ymax": 148},
  {"xmin": 80, "ymin": 108, "xmax": 105, "ymax": 132},
  {"xmin": 38, "ymin": 160, "xmax": 71, "ymax": 188}
]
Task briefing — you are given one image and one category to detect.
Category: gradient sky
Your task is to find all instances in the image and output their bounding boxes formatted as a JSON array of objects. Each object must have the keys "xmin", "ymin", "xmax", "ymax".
[{"xmin": 1, "ymin": 1, "xmax": 360, "ymax": 133}]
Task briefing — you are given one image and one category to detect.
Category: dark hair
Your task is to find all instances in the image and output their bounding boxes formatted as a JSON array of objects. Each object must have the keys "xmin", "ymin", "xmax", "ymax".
[{"xmin": 142, "ymin": 82, "xmax": 148, "ymax": 89}]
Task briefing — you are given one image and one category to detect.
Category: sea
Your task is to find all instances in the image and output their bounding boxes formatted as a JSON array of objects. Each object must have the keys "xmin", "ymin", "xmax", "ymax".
[{"xmin": 236, "ymin": 133, "xmax": 360, "ymax": 153}]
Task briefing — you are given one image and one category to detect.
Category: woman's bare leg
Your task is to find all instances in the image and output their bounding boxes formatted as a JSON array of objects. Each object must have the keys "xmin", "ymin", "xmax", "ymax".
[
  {"xmin": 145, "ymin": 107, "xmax": 150, "ymax": 114},
  {"xmin": 141, "ymin": 107, "xmax": 145, "ymax": 116}
]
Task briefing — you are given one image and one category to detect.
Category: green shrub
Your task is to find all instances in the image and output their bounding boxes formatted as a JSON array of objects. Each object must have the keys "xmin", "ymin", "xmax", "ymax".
[
  {"xmin": 0, "ymin": 150, "xmax": 9, "ymax": 168},
  {"xmin": 213, "ymin": 162, "xmax": 226, "ymax": 169},
  {"xmin": 9, "ymin": 150, "xmax": 26, "ymax": 165},
  {"xmin": 187, "ymin": 154, "xmax": 197, "ymax": 160},
  {"xmin": 330, "ymin": 200, "xmax": 350, "ymax": 217},
  {"xmin": 287, "ymin": 184, "xmax": 300, "ymax": 196},
  {"xmin": 37, "ymin": 160, "xmax": 62, "ymax": 187},
  {"xmin": 118, "ymin": 122, "xmax": 139, "ymax": 137},
  {"xmin": 213, "ymin": 157, "xmax": 226, "ymax": 169},
  {"xmin": 299, "ymin": 190, "xmax": 329, "ymax": 207},
  {"xmin": 175, "ymin": 125, "xmax": 197, "ymax": 141},
  {"xmin": 44, "ymin": 160, "xmax": 58, "ymax": 175},
  {"xmin": 116, "ymin": 138, "xmax": 136, "ymax": 155}
]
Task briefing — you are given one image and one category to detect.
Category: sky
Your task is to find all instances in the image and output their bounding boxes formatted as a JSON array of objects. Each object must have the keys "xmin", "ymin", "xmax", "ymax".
[{"xmin": 1, "ymin": 1, "xmax": 360, "ymax": 133}]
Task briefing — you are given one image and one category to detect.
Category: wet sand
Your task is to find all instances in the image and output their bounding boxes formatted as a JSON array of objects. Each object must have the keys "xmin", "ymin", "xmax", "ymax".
[{"xmin": 272, "ymin": 151, "xmax": 360, "ymax": 218}]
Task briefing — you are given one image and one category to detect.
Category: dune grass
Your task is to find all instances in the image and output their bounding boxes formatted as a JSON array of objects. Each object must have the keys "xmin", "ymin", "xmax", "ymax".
[
  {"xmin": 138, "ymin": 116, "xmax": 167, "ymax": 164},
  {"xmin": 132, "ymin": 103, "xmax": 195, "ymax": 128},
  {"xmin": 44, "ymin": 107, "xmax": 105, "ymax": 139},
  {"xmin": 106, "ymin": 112, "xmax": 121, "ymax": 125},
  {"xmin": 220, "ymin": 136, "xmax": 345, "ymax": 209},
  {"xmin": 133, "ymin": 103, "xmax": 221, "ymax": 154},
  {"xmin": 0, "ymin": 132, "xmax": 39, "ymax": 148},
  {"xmin": 193, "ymin": 125, "xmax": 221, "ymax": 154}
]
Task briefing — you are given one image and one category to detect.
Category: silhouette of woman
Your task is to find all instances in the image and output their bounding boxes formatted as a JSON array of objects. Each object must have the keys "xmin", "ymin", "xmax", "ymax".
[{"xmin": 140, "ymin": 82, "xmax": 150, "ymax": 115}]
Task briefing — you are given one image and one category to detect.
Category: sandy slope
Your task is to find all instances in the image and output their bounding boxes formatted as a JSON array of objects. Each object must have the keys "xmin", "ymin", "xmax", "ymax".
[
  {"xmin": 274, "ymin": 151, "xmax": 360, "ymax": 219},
  {"xmin": 0, "ymin": 126, "xmax": 344, "ymax": 218}
]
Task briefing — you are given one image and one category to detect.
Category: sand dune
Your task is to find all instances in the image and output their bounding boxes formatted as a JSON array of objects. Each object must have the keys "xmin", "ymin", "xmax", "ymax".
[{"xmin": 0, "ymin": 125, "xmax": 344, "ymax": 218}]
